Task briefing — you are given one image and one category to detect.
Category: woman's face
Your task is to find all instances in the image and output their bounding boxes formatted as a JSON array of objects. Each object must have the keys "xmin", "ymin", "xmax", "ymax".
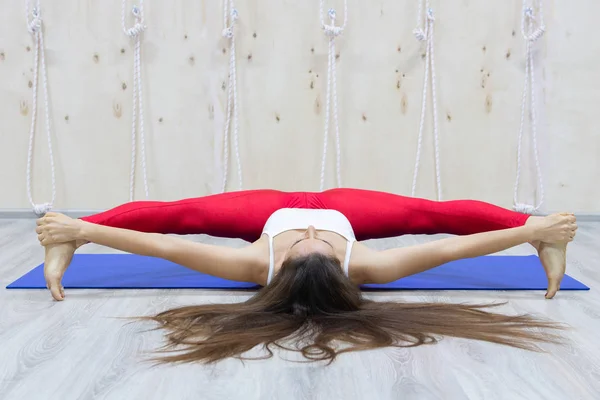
[{"xmin": 285, "ymin": 225, "xmax": 336, "ymax": 259}]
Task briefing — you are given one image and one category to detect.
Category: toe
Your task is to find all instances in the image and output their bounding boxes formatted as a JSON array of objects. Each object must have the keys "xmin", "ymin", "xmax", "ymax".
[
  {"xmin": 47, "ymin": 275, "xmax": 65, "ymax": 301},
  {"xmin": 545, "ymin": 280, "xmax": 560, "ymax": 299},
  {"xmin": 49, "ymin": 284, "xmax": 64, "ymax": 301}
]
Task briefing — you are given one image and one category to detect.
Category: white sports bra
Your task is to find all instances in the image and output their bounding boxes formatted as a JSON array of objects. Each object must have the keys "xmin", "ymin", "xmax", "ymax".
[{"xmin": 262, "ymin": 208, "xmax": 356, "ymax": 284}]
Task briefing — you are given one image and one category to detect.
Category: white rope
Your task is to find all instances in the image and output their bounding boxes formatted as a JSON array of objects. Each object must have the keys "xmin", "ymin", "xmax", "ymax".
[
  {"xmin": 319, "ymin": 0, "xmax": 347, "ymax": 191},
  {"xmin": 25, "ymin": 0, "xmax": 56, "ymax": 216},
  {"xmin": 122, "ymin": 0, "xmax": 149, "ymax": 201},
  {"xmin": 221, "ymin": 0, "xmax": 243, "ymax": 193},
  {"xmin": 411, "ymin": 1, "xmax": 442, "ymax": 201},
  {"xmin": 513, "ymin": 0, "xmax": 545, "ymax": 214}
]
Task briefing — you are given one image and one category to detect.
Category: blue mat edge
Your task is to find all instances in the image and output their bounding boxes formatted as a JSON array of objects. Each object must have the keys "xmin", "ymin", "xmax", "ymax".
[{"xmin": 5, "ymin": 254, "xmax": 591, "ymax": 291}]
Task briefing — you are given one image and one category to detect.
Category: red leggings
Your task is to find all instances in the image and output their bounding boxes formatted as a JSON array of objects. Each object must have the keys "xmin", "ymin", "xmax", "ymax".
[{"xmin": 81, "ymin": 189, "xmax": 530, "ymax": 243}]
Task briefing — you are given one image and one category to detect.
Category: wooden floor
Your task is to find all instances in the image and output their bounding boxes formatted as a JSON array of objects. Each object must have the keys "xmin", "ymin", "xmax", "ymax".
[{"xmin": 0, "ymin": 218, "xmax": 599, "ymax": 400}]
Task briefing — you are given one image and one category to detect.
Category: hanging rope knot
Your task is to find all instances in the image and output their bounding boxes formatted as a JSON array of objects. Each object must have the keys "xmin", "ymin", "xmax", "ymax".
[
  {"xmin": 125, "ymin": 19, "xmax": 145, "ymax": 37},
  {"xmin": 27, "ymin": 8, "xmax": 42, "ymax": 34},
  {"xmin": 513, "ymin": 202, "xmax": 537, "ymax": 215},
  {"xmin": 528, "ymin": 26, "xmax": 545, "ymax": 41},
  {"xmin": 33, "ymin": 202, "xmax": 52, "ymax": 216},
  {"xmin": 125, "ymin": 5, "xmax": 145, "ymax": 37},
  {"xmin": 413, "ymin": 8, "xmax": 434, "ymax": 41},
  {"xmin": 322, "ymin": 8, "xmax": 343, "ymax": 37},
  {"xmin": 126, "ymin": 23, "xmax": 145, "ymax": 37},
  {"xmin": 323, "ymin": 24, "xmax": 343, "ymax": 37},
  {"xmin": 222, "ymin": 8, "xmax": 238, "ymax": 38},
  {"xmin": 522, "ymin": 6, "xmax": 545, "ymax": 42}
]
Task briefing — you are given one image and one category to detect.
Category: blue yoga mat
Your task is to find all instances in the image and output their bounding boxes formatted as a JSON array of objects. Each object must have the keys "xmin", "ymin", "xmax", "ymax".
[{"xmin": 6, "ymin": 254, "xmax": 590, "ymax": 291}]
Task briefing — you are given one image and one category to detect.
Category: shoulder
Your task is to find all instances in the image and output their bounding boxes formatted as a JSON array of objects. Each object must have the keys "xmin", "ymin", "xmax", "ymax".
[
  {"xmin": 347, "ymin": 242, "xmax": 385, "ymax": 284},
  {"xmin": 243, "ymin": 236, "xmax": 270, "ymax": 284}
]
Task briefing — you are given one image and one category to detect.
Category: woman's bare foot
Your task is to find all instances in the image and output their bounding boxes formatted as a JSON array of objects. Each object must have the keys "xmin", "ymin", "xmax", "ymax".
[
  {"xmin": 36, "ymin": 212, "xmax": 90, "ymax": 300},
  {"xmin": 44, "ymin": 241, "xmax": 81, "ymax": 301},
  {"xmin": 537, "ymin": 241, "xmax": 567, "ymax": 299},
  {"xmin": 526, "ymin": 214, "xmax": 576, "ymax": 299}
]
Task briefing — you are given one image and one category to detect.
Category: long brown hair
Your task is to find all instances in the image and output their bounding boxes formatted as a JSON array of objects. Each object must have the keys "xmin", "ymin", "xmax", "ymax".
[{"xmin": 144, "ymin": 253, "xmax": 566, "ymax": 364}]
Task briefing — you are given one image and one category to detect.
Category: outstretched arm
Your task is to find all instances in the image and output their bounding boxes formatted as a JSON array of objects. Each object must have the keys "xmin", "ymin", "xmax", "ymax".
[
  {"xmin": 79, "ymin": 222, "xmax": 261, "ymax": 282},
  {"xmin": 37, "ymin": 213, "xmax": 263, "ymax": 284},
  {"xmin": 364, "ymin": 226, "xmax": 533, "ymax": 284},
  {"xmin": 363, "ymin": 214, "xmax": 576, "ymax": 284}
]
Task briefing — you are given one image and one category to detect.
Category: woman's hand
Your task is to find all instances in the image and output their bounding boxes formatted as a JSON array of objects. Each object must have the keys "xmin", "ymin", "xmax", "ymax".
[
  {"xmin": 529, "ymin": 213, "xmax": 577, "ymax": 244},
  {"xmin": 36, "ymin": 212, "xmax": 85, "ymax": 245}
]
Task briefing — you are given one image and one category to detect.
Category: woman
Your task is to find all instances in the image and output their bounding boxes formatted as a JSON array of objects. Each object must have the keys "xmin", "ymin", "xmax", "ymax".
[{"xmin": 36, "ymin": 188, "xmax": 576, "ymax": 363}]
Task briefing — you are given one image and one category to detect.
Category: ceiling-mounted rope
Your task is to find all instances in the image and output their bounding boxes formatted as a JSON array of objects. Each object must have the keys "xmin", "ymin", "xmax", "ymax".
[
  {"xmin": 25, "ymin": 0, "xmax": 57, "ymax": 216},
  {"xmin": 411, "ymin": 0, "xmax": 442, "ymax": 201},
  {"xmin": 513, "ymin": 0, "xmax": 546, "ymax": 214},
  {"xmin": 319, "ymin": 0, "xmax": 347, "ymax": 191},
  {"xmin": 221, "ymin": 0, "xmax": 243, "ymax": 193},
  {"xmin": 122, "ymin": 0, "xmax": 149, "ymax": 201}
]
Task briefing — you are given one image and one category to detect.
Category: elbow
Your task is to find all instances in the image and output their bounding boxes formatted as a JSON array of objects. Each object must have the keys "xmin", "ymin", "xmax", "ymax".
[{"xmin": 362, "ymin": 266, "xmax": 398, "ymax": 285}]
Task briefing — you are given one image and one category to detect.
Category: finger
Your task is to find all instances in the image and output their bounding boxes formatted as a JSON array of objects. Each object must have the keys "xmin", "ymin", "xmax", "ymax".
[{"xmin": 35, "ymin": 226, "xmax": 43, "ymax": 234}]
